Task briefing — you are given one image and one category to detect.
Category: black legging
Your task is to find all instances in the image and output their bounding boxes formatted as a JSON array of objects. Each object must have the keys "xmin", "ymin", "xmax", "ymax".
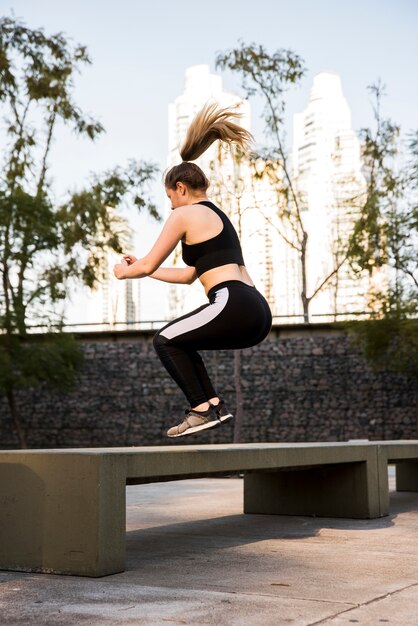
[{"xmin": 153, "ymin": 280, "xmax": 272, "ymax": 407}]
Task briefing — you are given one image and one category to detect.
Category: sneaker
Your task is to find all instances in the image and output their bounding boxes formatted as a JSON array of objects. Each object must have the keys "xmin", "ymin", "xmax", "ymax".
[
  {"xmin": 167, "ymin": 407, "xmax": 220, "ymax": 438},
  {"xmin": 210, "ymin": 399, "xmax": 234, "ymax": 424}
]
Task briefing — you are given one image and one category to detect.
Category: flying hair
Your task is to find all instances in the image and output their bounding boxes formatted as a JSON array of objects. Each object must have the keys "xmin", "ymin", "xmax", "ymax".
[
  {"xmin": 180, "ymin": 102, "xmax": 253, "ymax": 162},
  {"xmin": 164, "ymin": 103, "xmax": 253, "ymax": 191}
]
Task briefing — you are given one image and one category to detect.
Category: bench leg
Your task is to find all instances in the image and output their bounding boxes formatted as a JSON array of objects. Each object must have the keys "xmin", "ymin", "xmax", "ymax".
[
  {"xmin": 244, "ymin": 461, "xmax": 385, "ymax": 519},
  {"xmin": 396, "ymin": 461, "xmax": 418, "ymax": 491},
  {"xmin": 0, "ymin": 453, "xmax": 126, "ymax": 577}
]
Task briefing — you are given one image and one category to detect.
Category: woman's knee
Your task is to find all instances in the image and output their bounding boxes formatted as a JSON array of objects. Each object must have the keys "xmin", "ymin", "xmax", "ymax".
[{"xmin": 153, "ymin": 329, "xmax": 167, "ymax": 352}]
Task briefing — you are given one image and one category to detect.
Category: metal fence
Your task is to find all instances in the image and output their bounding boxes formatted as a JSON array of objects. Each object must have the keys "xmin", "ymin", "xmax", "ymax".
[{"xmin": 23, "ymin": 310, "xmax": 373, "ymax": 334}]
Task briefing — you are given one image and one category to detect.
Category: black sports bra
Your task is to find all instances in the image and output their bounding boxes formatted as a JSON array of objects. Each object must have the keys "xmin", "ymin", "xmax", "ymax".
[{"xmin": 181, "ymin": 201, "xmax": 245, "ymax": 277}]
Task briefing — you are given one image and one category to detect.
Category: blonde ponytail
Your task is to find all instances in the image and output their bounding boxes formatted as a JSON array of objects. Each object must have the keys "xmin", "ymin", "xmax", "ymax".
[
  {"xmin": 164, "ymin": 103, "xmax": 253, "ymax": 191},
  {"xmin": 180, "ymin": 102, "xmax": 253, "ymax": 162}
]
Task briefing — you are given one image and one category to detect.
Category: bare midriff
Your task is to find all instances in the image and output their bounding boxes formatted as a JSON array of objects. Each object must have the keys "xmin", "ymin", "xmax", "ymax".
[{"xmin": 199, "ymin": 263, "xmax": 255, "ymax": 296}]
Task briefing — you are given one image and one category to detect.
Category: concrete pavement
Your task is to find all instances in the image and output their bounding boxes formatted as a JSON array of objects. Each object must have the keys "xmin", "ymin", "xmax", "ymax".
[{"xmin": 0, "ymin": 469, "xmax": 417, "ymax": 625}]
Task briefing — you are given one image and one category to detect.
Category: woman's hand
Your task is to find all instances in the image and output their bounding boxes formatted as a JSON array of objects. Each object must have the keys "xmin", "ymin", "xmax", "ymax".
[
  {"xmin": 113, "ymin": 259, "xmax": 129, "ymax": 279},
  {"xmin": 122, "ymin": 254, "xmax": 137, "ymax": 265}
]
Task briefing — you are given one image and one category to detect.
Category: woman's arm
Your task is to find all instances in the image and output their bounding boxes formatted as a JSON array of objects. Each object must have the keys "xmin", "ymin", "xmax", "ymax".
[
  {"xmin": 113, "ymin": 210, "xmax": 186, "ymax": 280},
  {"xmin": 149, "ymin": 266, "xmax": 198, "ymax": 285}
]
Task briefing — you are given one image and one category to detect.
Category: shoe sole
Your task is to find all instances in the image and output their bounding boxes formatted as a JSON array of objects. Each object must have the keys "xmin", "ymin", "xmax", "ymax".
[
  {"xmin": 167, "ymin": 418, "xmax": 221, "ymax": 438},
  {"xmin": 219, "ymin": 413, "xmax": 234, "ymax": 424}
]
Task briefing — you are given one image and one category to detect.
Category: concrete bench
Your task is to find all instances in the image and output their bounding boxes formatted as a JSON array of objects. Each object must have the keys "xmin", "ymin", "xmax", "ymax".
[
  {"xmin": 0, "ymin": 441, "xmax": 414, "ymax": 577},
  {"xmin": 376, "ymin": 441, "xmax": 418, "ymax": 514}
]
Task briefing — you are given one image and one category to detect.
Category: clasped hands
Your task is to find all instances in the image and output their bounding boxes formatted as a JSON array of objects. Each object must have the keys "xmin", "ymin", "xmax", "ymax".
[{"xmin": 113, "ymin": 254, "xmax": 137, "ymax": 280}]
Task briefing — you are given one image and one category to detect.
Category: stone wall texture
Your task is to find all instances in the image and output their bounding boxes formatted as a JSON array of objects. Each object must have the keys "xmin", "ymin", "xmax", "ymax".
[{"xmin": 0, "ymin": 325, "xmax": 416, "ymax": 449}]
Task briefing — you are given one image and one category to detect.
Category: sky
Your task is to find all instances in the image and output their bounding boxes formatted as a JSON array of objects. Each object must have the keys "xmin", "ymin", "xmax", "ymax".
[{"xmin": 2, "ymin": 0, "xmax": 418, "ymax": 323}]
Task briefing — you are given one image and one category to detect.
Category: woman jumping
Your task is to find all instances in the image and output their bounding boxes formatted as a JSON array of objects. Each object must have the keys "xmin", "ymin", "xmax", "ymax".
[{"xmin": 113, "ymin": 103, "xmax": 272, "ymax": 438}]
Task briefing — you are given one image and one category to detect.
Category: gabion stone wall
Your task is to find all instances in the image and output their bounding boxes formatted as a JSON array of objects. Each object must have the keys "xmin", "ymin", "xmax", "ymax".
[{"xmin": 0, "ymin": 325, "xmax": 416, "ymax": 449}]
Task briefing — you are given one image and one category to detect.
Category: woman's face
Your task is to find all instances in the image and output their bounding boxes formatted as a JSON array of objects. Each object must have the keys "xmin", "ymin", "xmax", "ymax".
[{"xmin": 166, "ymin": 184, "xmax": 186, "ymax": 210}]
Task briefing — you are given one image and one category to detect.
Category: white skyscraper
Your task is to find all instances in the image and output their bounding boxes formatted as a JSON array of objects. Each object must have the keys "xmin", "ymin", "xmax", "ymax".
[
  {"xmin": 64, "ymin": 227, "xmax": 142, "ymax": 331},
  {"xmin": 167, "ymin": 65, "xmax": 280, "ymax": 317},
  {"xmin": 292, "ymin": 72, "xmax": 381, "ymax": 319},
  {"xmin": 101, "ymin": 247, "xmax": 141, "ymax": 329},
  {"xmin": 168, "ymin": 65, "xmax": 249, "ymax": 167}
]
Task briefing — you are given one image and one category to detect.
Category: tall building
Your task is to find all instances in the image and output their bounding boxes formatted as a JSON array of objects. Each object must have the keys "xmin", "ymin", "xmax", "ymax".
[
  {"xmin": 89, "ymin": 227, "xmax": 141, "ymax": 331},
  {"xmin": 63, "ymin": 228, "xmax": 142, "ymax": 332},
  {"xmin": 101, "ymin": 245, "xmax": 141, "ymax": 329},
  {"xmin": 168, "ymin": 65, "xmax": 249, "ymax": 167},
  {"xmin": 292, "ymin": 72, "xmax": 383, "ymax": 319},
  {"xmin": 167, "ymin": 65, "xmax": 280, "ymax": 317}
]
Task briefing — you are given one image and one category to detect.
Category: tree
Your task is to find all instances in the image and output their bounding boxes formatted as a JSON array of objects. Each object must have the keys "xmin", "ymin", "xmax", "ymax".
[
  {"xmin": 209, "ymin": 140, "xmax": 279, "ymax": 442},
  {"xmin": 209, "ymin": 142, "xmax": 248, "ymax": 442},
  {"xmin": 0, "ymin": 17, "xmax": 159, "ymax": 448},
  {"xmin": 341, "ymin": 83, "xmax": 418, "ymax": 430},
  {"xmin": 216, "ymin": 42, "xmax": 357, "ymax": 322},
  {"xmin": 346, "ymin": 82, "xmax": 417, "ymax": 308}
]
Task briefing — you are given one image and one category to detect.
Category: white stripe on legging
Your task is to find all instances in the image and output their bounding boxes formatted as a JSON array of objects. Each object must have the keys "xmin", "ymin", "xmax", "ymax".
[{"xmin": 159, "ymin": 287, "xmax": 229, "ymax": 341}]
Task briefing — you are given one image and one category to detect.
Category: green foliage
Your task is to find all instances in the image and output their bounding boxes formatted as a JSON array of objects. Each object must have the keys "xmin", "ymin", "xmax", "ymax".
[
  {"xmin": 341, "ymin": 84, "xmax": 418, "ymax": 379},
  {"xmin": 340, "ymin": 283, "xmax": 418, "ymax": 380},
  {"xmin": 56, "ymin": 159, "xmax": 160, "ymax": 290},
  {"xmin": 215, "ymin": 40, "xmax": 306, "ymax": 222},
  {"xmin": 0, "ymin": 16, "xmax": 103, "ymax": 152},
  {"xmin": 347, "ymin": 83, "xmax": 417, "ymax": 294},
  {"xmin": 216, "ymin": 42, "xmax": 346, "ymax": 322},
  {"xmin": 0, "ymin": 17, "xmax": 160, "ymax": 446},
  {"xmin": 342, "ymin": 315, "xmax": 418, "ymax": 378},
  {"xmin": 216, "ymin": 41, "xmax": 305, "ymax": 140},
  {"xmin": 0, "ymin": 332, "xmax": 84, "ymax": 394}
]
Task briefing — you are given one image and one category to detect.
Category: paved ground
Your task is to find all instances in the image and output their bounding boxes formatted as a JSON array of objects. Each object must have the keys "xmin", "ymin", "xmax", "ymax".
[{"xmin": 1, "ymin": 469, "xmax": 417, "ymax": 625}]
